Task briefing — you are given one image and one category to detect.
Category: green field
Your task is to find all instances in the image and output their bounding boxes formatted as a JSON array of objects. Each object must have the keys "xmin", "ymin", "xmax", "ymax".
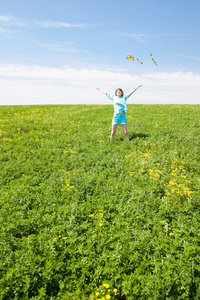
[{"xmin": 0, "ymin": 104, "xmax": 200, "ymax": 299}]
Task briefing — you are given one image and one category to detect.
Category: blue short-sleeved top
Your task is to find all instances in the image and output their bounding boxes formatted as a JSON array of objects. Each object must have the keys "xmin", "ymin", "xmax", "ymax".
[{"xmin": 106, "ymin": 92, "xmax": 134, "ymax": 115}]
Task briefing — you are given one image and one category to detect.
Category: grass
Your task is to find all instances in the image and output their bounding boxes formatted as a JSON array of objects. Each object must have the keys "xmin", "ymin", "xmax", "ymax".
[{"xmin": 0, "ymin": 104, "xmax": 200, "ymax": 299}]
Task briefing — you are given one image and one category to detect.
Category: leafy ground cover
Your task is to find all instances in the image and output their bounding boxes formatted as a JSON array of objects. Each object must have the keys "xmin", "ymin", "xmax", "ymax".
[{"xmin": 0, "ymin": 104, "xmax": 200, "ymax": 299}]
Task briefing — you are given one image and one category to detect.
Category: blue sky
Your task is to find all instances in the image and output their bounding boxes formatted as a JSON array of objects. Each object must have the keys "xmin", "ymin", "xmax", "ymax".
[{"xmin": 0, "ymin": 0, "xmax": 200, "ymax": 105}]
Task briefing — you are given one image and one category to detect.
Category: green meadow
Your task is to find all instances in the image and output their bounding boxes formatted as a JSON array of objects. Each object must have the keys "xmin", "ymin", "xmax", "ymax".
[{"xmin": 0, "ymin": 104, "xmax": 200, "ymax": 299}]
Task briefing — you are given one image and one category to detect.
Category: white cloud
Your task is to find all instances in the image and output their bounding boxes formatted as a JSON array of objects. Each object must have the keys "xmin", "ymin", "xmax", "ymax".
[
  {"xmin": 0, "ymin": 26, "xmax": 12, "ymax": 33},
  {"xmin": 34, "ymin": 20, "xmax": 88, "ymax": 28},
  {"xmin": 182, "ymin": 54, "xmax": 200, "ymax": 61},
  {"xmin": 0, "ymin": 64, "xmax": 199, "ymax": 105},
  {"xmin": 119, "ymin": 32, "xmax": 148, "ymax": 42},
  {"xmin": 0, "ymin": 14, "xmax": 89, "ymax": 33},
  {"xmin": 38, "ymin": 41, "xmax": 79, "ymax": 53},
  {"xmin": 0, "ymin": 15, "xmax": 28, "ymax": 28},
  {"xmin": 0, "ymin": 16, "xmax": 11, "ymax": 23}
]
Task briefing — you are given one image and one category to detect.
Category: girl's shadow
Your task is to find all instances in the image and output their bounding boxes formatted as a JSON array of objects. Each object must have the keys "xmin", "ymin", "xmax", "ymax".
[{"xmin": 129, "ymin": 133, "xmax": 149, "ymax": 141}]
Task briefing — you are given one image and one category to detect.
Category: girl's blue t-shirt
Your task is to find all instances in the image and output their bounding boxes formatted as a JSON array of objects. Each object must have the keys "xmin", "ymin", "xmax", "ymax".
[{"xmin": 106, "ymin": 92, "xmax": 134, "ymax": 115}]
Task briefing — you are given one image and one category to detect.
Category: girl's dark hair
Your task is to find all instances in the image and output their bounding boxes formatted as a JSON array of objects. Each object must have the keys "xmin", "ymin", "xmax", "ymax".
[{"xmin": 115, "ymin": 88, "xmax": 124, "ymax": 96}]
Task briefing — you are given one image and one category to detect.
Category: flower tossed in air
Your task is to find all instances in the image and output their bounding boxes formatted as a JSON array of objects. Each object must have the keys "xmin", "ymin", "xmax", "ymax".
[
  {"xmin": 126, "ymin": 51, "xmax": 158, "ymax": 66},
  {"xmin": 126, "ymin": 53, "xmax": 134, "ymax": 61},
  {"xmin": 126, "ymin": 53, "xmax": 143, "ymax": 64},
  {"xmin": 149, "ymin": 51, "xmax": 158, "ymax": 66}
]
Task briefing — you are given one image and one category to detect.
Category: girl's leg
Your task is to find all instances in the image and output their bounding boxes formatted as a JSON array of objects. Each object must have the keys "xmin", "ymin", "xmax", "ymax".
[
  {"xmin": 122, "ymin": 124, "xmax": 129, "ymax": 140},
  {"xmin": 110, "ymin": 125, "xmax": 118, "ymax": 142}
]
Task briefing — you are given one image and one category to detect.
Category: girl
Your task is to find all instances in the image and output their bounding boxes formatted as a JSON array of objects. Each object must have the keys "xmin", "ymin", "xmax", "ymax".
[{"xmin": 96, "ymin": 85, "xmax": 142, "ymax": 141}]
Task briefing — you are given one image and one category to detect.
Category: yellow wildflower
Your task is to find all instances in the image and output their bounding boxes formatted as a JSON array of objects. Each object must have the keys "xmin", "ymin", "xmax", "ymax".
[
  {"xmin": 59, "ymin": 235, "xmax": 67, "ymax": 240},
  {"xmin": 154, "ymin": 174, "xmax": 160, "ymax": 179},
  {"xmin": 103, "ymin": 283, "xmax": 110, "ymax": 289},
  {"xmin": 128, "ymin": 171, "xmax": 135, "ymax": 176},
  {"xmin": 126, "ymin": 53, "xmax": 134, "ymax": 61},
  {"xmin": 65, "ymin": 181, "xmax": 74, "ymax": 192},
  {"xmin": 156, "ymin": 170, "xmax": 162, "ymax": 174}
]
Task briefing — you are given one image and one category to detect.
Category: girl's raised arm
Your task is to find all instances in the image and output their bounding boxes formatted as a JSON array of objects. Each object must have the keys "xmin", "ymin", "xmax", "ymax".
[
  {"xmin": 126, "ymin": 85, "xmax": 142, "ymax": 100},
  {"xmin": 96, "ymin": 88, "xmax": 107, "ymax": 95},
  {"xmin": 129, "ymin": 85, "xmax": 142, "ymax": 94}
]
